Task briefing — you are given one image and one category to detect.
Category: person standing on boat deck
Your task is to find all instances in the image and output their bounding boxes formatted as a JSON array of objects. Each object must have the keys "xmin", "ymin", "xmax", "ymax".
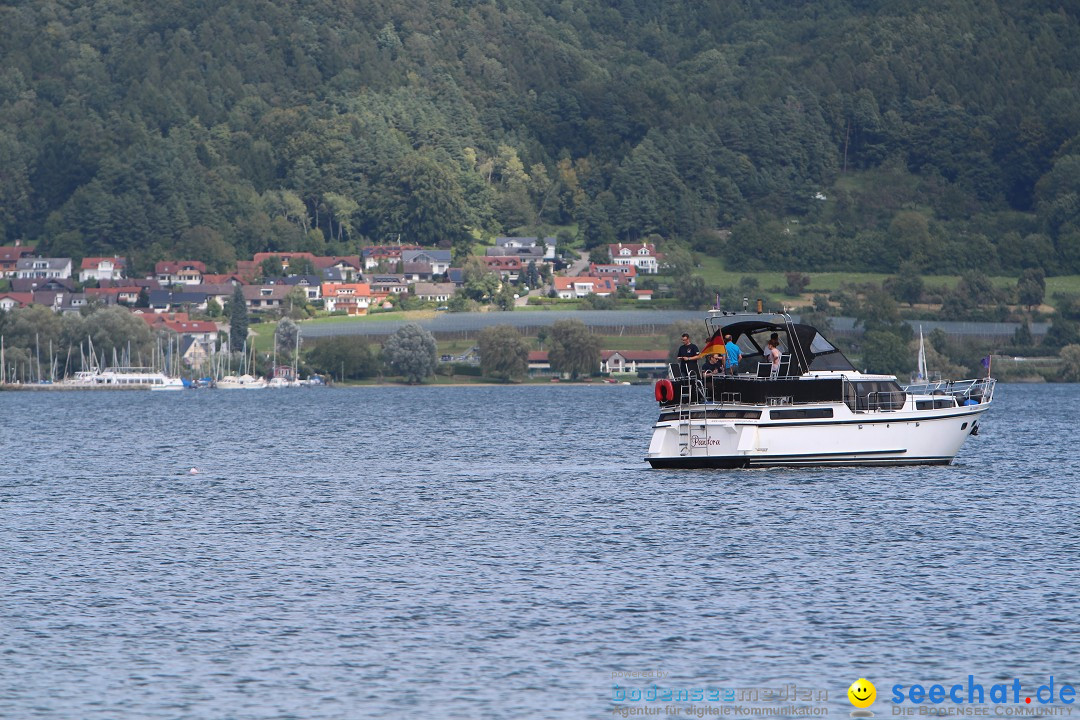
[
  {"xmin": 701, "ymin": 353, "xmax": 723, "ymax": 378},
  {"xmin": 769, "ymin": 332, "xmax": 786, "ymax": 354},
  {"xmin": 766, "ymin": 337, "xmax": 782, "ymax": 379},
  {"xmin": 676, "ymin": 333, "xmax": 701, "ymax": 377},
  {"xmin": 724, "ymin": 334, "xmax": 741, "ymax": 375}
]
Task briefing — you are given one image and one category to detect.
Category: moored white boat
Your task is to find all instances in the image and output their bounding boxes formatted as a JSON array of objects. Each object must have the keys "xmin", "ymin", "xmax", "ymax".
[
  {"xmin": 646, "ymin": 312, "xmax": 995, "ymax": 469},
  {"xmin": 61, "ymin": 367, "xmax": 186, "ymax": 390},
  {"xmin": 216, "ymin": 374, "xmax": 267, "ymax": 390}
]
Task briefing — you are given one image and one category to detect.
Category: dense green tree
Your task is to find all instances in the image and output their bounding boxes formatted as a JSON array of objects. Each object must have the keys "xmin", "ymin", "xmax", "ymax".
[
  {"xmin": 227, "ymin": 285, "xmax": 248, "ymax": 352},
  {"xmin": 379, "ymin": 153, "xmax": 469, "ymax": 249},
  {"xmin": 305, "ymin": 336, "xmax": 380, "ymax": 381},
  {"xmin": 462, "ymin": 257, "xmax": 500, "ymax": 302},
  {"xmin": 260, "ymin": 256, "xmax": 284, "ymax": 279},
  {"xmin": 675, "ymin": 275, "xmax": 714, "ymax": 310},
  {"xmin": 493, "ymin": 282, "xmax": 516, "ymax": 311},
  {"xmin": 860, "ymin": 330, "xmax": 914, "ymax": 376},
  {"xmin": 477, "ymin": 325, "xmax": 529, "ymax": 380},
  {"xmin": 381, "ymin": 323, "xmax": 437, "ymax": 383},
  {"xmin": 1061, "ymin": 344, "xmax": 1080, "ymax": 382},
  {"xmin": 274, "ymin": 318, "xmax": 300, "ymax": 362},
  {"xmin": 547, "ymin": 319, "xmax": 600, "ymax": 379},
  {"xmin": 889, "ymin": 262, "xmax": 925, "ymax": 307},
  {"xmin": 1017, "ymin": 268, "xmax": 1046, "ymax": 310}
]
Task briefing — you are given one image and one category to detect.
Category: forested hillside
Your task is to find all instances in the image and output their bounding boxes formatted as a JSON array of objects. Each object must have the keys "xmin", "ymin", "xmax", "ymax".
[{"xmin": 2, "ymin": 0, "xmax": 1079, "ymax": 275}]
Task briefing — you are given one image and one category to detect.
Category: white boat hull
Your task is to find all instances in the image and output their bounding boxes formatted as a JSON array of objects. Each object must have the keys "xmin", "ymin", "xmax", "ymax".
[{"xmin": 646, "ymin": 402, "xmax": 991, "ymax": 468}]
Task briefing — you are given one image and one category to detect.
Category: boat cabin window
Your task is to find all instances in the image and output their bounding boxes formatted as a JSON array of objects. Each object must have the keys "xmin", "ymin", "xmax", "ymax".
[
  {"xmin": 846, "ymin": 380, "xmax": 906, "ymax": 411},
  {"xmin": 769, "ymin": 408, "xmax": 834, "ymax": 420}
]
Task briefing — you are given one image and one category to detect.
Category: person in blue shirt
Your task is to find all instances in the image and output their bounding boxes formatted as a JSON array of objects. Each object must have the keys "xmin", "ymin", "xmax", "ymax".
[{"xmin": 724, "ymin": 334, "xmax": 741, "ymax": 375}]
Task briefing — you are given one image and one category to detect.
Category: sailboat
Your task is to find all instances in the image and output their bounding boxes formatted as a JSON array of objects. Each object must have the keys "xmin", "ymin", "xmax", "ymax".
[
  {"xmin": 916, "ymin": 325, "xmax": 928, "ymax": 382},
  {"xmin": 216, "ymin": 340, "xmax": 266, "ymax": 390}
]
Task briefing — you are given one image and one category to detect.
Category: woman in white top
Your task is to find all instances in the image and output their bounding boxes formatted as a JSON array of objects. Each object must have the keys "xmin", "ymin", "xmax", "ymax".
[{"xmin": 766, "ymin": 338, "xmax": 782, "ymax": 379}]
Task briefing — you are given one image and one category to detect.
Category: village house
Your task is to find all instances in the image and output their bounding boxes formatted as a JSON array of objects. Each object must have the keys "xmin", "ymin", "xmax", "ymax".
[
  {"xmin": 0, "ymin": 292, "xmax": 33, "ymax": 311},
  {"xmin": 401, "ymin": 262, "xmax": 436, "ymax": 282},
  {"xmin": 164, "ymin": 318, "xmax": 219, "ymax": 365},
  {"xmin": 587, "ymin": 263, "xmax": 636, "ymax": 286},
  {"xmin": 282, "ymin": 275, "xmax": 323, "ymax": 300},
  {"xmin": 188, "ymin": 283, "xmax": 240, "ymax": 311},
  {"xmin": 58, "ymin": 293, "xmax": 88, "ymax": 314},
  {"xmin": 607, "ymin": 242, "xmax": 659, "ymax": 274},
  {"xmin": 494, "ymin": 236, "xmax": 557, "ymax": 261},
  {"xmin": 12, "ymin": 277, "xmax": 76, "ymax": 294},
  {"xmin": 313, "ymin": 255, "xmax": 362, "ymax": 281},
  {"xmin": 242, "ymin": 284, "xmax": 292, "ymax": 311},
  {"xmin": 402, "ymin": 249, "xmax": 452, "ymax": 276},
  {"xmin": 201, "ymin": 273, "xmax": 245, "ymax": 285},
  {"xmin": 155, "ymin": 260, "xmax": 206, "ymax": 286},
  {"xmin": 321, "ymin": 283, "xmax": 372, "ymax": 315},
  {"xmin": 148, "ymin": 289, "xmax": 211, "ymax": 313},
  {"xmin": 368, "ymin": 275, "xmax": 410, "ymax": 294},
  {"xmin": 413, "ymin": 282, "xmax": 455, "ymax": 303},
  {"xmin": 139, "ymin": 313, "xmax": 220, "ymax": 366},
  {"xmin": 362, "ymin": 244, "xmax": 422, "ymax": 270},
  {"xmin": 600, "ymin": 350, "xmax": 669, "ymax": 375},
  {"xmin": 0, "ymin": 244, "xmax": 36, "ymax": 277},
  {"xmin": 527, "ymin": 350, "xmax": 553, "ymax": 376},
  {"xmin": 551, "ymin": 276, "xmax": 619, "ymax": 299},
  {"xmin": 15, "ymin": 257, "xmax": 72, "ymax": 280},
  {"xmin": 481, "ymin": 256, "xmax": 522, "ymax": 281},
  {"xmin": 84, "ymin": 286, "xmax": 143, "ymax": 306},
  {"xmin": 79, "ymin": 256, "xmax": 127, "ymax": 283}
]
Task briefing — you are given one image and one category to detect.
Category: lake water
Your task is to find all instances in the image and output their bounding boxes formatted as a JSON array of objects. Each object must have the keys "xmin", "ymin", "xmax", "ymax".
[{"xmin": 1, "ymin": 384, "xmax": 1077, "ymax": 719}]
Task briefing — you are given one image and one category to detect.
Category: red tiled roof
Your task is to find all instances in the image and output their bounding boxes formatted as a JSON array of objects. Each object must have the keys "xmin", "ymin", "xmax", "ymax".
[
  {"xmin": 321, "ymin": 283, "xmax": 371, "ymax": 297},
  {"xmin": 0, "ymin": 291, "xmax": 33, "ymax": 307},
  {"xmin": 163, "ymin": 320, "xmax": 219, "ymax": 334},
  {"xmin": 0, "ymin": 246, "xmax": 35, "ymax": 262},
  {"xmin": 313, "ymin": 255, "xmax": 361, "ymax": 270}
]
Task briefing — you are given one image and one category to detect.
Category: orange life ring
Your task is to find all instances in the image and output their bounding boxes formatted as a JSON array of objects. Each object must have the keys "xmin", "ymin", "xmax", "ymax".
[{"xmin": 654, "ymin": 378, "xmax": 674, "ymax": 403}]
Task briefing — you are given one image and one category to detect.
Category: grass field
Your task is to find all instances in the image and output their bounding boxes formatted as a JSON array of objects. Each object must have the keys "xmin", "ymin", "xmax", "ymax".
[{"xmin": 690, "ymin": 255, "xmax": 1080, "ymax": 296}]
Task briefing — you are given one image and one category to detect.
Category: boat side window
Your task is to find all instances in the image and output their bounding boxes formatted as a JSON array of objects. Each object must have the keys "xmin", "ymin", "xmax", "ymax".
[
  {"xmin": 770, "ymin": 408, "xmax": 834, "ymax": 420},
  {"xmin": 853, "ymin": 380, "xmax": 905, "ymax": 411}
]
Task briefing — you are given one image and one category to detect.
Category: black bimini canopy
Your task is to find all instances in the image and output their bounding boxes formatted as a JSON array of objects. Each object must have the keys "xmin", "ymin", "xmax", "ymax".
[{"xmin": 709, "ymin": 314, "xmax": 855, "ymax": 375}]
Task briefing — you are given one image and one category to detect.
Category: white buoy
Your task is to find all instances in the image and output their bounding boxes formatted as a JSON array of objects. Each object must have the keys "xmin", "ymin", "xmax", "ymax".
[{"xmin": 189, "ymin": 467, "xmax": 199, "ymax": 475}]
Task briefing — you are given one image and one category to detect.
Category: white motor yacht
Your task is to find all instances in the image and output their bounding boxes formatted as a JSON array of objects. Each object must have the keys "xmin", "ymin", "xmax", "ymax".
[{"xmin": 646, "ymin": 312, "xmax": 995, "ymax": 468}]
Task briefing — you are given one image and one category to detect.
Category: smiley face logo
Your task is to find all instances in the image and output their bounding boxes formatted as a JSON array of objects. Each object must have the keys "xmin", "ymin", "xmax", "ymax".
[{"xmin": 848, "ymin": 678, "xmax": 876, "ymax": 708}]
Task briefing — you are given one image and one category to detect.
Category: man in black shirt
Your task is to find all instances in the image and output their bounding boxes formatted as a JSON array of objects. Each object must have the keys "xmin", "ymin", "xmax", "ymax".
[{"xmin": 676, "ymin": 333, "xmax": 701, "ymax": 378}]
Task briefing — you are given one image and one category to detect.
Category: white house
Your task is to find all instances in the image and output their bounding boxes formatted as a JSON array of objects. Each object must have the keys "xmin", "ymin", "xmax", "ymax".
[
  {"xmin": 15, "ymin": 258, "xmax": 72, "ymax": 280},
  {"xmin": 607, "ymin": 242, "xmax": 659, "ymax": 274},
  {"xmin": 155, "ymin": 260, "xmax": 206, "ymax": 286},
  {"xmin": 402, "ymin": 249, "xmax": 452, "ymax": 275},
  {"xmin": 79, "ymin": 256, "xmax": 127, "ymax": 283},
  {"xmin": 496, "ymin": 236, "xmax": 557, "ymax": 260}
]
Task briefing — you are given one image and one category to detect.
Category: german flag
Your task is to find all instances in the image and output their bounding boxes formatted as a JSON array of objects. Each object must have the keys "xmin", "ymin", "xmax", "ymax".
[{"xmin": 700, "ymin": 330, "xmax": 726, "ymax": 358}]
